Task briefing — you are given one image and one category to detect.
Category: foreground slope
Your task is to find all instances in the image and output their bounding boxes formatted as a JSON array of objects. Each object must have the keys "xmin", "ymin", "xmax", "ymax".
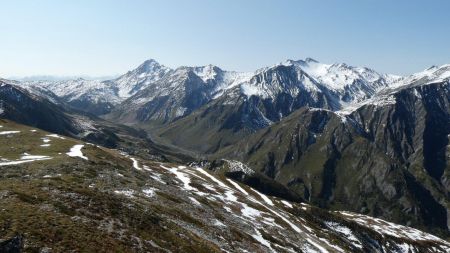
[{"xmin": 0, "ymin": 119, "xmax": 449, "ymax": 252}]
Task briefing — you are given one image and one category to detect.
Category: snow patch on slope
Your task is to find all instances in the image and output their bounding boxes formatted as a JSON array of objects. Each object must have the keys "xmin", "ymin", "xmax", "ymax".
[
  {"xmin": 66, "ymin": 144, "xmax": 88, "ymax": 160},
  {"xmin": 0, "ymin": 153, "xmax": 52, "ymax": 166},
  {"xmin": 0, "ymin": 131, "xmax": 20, "ymax": 135}
]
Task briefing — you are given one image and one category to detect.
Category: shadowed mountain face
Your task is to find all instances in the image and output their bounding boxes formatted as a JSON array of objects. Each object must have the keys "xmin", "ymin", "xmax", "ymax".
[
  {"xmin": 217, "ymin": 81, "xmax": 450, "ymax": 237},
  {"xmin": 0, "ymin": 80, "xmax": 79, "ymax": 136}
]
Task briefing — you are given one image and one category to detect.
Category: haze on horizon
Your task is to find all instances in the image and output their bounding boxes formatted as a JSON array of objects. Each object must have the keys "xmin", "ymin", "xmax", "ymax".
[{"xmin": 1, "ymin": 0, "xmax": 450, "ymax": 78}]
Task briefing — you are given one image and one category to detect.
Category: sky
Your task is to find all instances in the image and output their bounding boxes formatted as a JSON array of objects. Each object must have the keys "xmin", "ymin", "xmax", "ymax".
[{"xmin": 1, "ymin": 0, "xmax": 450, "ymax": 78}]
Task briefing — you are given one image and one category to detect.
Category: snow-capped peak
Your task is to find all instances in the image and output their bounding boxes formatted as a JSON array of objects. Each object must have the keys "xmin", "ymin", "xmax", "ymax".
[
  {"xmin": 337, "ymin": 64, "xmax": 450, "ymax": 116},
  {"xmin": 238, "ymin": 60, "xmax": 322, "ymax": 99},
  {"xmin": 288, "ymin": 58, "xmax": 388, "ymax": 91},
  {"xmin": 304, "ymin": 57, "xmax": 319, "ymax": 63},
  {"xmin": 390, "ymin": 63, "xmax": 450, "ymax": 88},
  {"xmin": 290, "ymin": 59, "xmax": 331, "ymax": 77},
  {"xmin": 192, "ymin": 64, "xmax": 223, "ymax": 82},
  {"xmin": 112, "ymin": 59, "xmax": 172, "ymax": 98},
  {"xmin": 123, "ymin": 59, "xmax": 171, "ymax": 79}
]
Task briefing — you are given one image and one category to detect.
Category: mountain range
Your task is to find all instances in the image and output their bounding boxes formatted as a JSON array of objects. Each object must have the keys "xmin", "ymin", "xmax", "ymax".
[{"xmin": 1, "ymin": 57, "xmax": 449, "ymax": 252}]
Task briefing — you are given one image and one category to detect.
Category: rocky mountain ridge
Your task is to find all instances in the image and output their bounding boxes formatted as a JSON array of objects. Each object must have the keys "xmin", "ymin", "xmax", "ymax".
[{"xmin": 16, "ymin": 58, "xmax": 407, "ymax": 120}]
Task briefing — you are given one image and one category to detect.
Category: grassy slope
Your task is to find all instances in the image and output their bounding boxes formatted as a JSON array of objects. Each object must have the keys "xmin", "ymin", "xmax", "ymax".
[
  {"xmin": 0, "ymin": 119, "xmax": 220, "ymax": 252},
  {"xmin": 1, "ymin": 119, "xmax": 449, "ymax": 252}
]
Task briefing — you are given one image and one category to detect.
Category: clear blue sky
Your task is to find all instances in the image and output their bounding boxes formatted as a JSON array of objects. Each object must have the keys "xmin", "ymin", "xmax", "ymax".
[{"xmin": 1, "ymin": 0, "xmax": 450, "ymax": 77}]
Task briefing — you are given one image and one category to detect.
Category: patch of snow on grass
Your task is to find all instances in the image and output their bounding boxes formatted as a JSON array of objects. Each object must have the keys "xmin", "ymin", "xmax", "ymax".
[
  {"xmin": 130, "ymin": 157, "xmax": 142, "ymax": 170},
  {"xmin": 261, "ymin": 217, "xmax": 283, "ymax": 229},
  {"xmin": 195, "ymin": 167, "xmax": 238, "ymax": 202},
  {"xmin": 161, "ymin": 165, "xmax": 195, "ymax": 191},
  {"xmin": 66, "ymin": 144, "xmax": 88, "ymax": 160},
  {"xmin": 42, "ymin": 174, "xmax": 61, "ymax": 178},
  {"xmin": 224, "ymin": 190, "xmax": 237, "ymax": 202},
  {"xmin": 114, "ymin": 190, "xmax": 134, "ymax": 198},
  {"xmin": 142, "ymin": 188, "xmax": 156, "ymax": 198},
  {"xmin": 195, "ymin": 167, "xmax": 229, "ymax": 188},
  {"xmin": 325, "ymin": 221, "xmax": 362, "ymax": 248},
  {"xmin": 189, "ymin": 197, "xmax": 201, "ymax": 206},
  {"xmin": 46, "ymin": 134, "xmax": 66, "ymax": 139},
  {"xmin": 240, "ymin": 203, "xmax": 261, "ymax": 219},
  {"xmin": 281, "ymin": 200, "xmax": 293, "ymax": 208},
  {"xmin": 250, "ymin": 188, "xmax": 274, "ymax": 206},
  {"xmin": 0, "ymin": 154, "xmax": 52, "ymax": 166},
  {"xmin": 0, "ymin": 131, "xmax": 20, "ymax": 135},
  {"xmin": 226, "ymin": 179, "xmax": 248, "ymax": 195},
  {"xmin": 251, "ymin": 229, "xmax": 273, "ymax": 251},
  {"xmin": 21, "ymin": 154, "xmax": 49, "ymax": 160},
  {"xmin": 149, "ymin": 173, "xmax": 166, "ymax": 184},
  {"xmin": 213, "ymin": 219, "xmax": 226, "ymax": 227},
  {"xmin": 0, "ymin": 159, "xmax": 51, "ymax": 166}
]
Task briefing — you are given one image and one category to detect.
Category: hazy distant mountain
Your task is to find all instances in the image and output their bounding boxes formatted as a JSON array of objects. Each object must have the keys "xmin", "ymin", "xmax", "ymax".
[
  {"xmin": 10, "ymin": 75, "xmax": 119, "ymax": 81},
  {"xmin": 18, "ymin": 60, "xmax": 170, "ymax": 115}
]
